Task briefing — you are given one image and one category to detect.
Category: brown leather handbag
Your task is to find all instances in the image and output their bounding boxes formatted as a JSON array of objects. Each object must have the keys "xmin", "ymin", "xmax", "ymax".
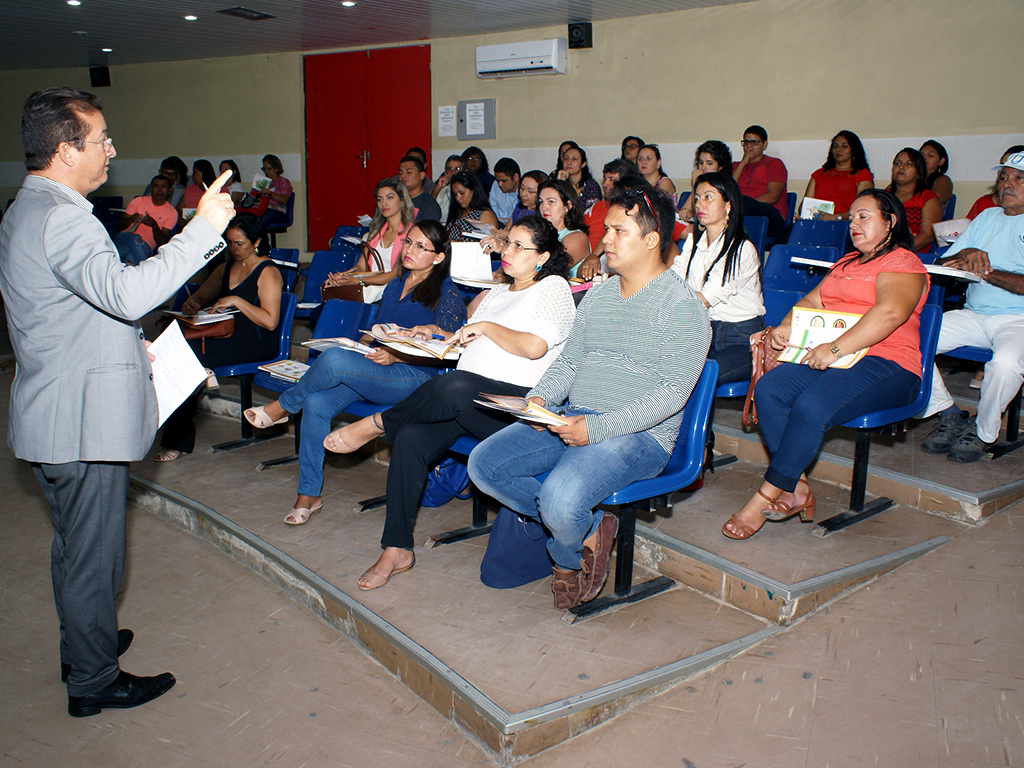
[
  {"xmin": 321, "ymin": 243, "xmax": 385, "ymax": 303},
  {"xmin": 179, "ymin": 317, "xmax": 234, "ymax": 355},
  {"xmin": 742, "ymin": 327, "xmax": 783, "ymax": 427}
]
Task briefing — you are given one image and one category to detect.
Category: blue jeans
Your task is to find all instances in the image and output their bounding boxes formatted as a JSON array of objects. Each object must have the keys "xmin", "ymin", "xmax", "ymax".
[
  {"xmin": 468, "ymin": 410, "xmax": 670, "ymax": 570},
  {"xmin": 754, "ymin": 356, "xmax": 921, "ymax": 492},
  {"xmin": 278, "ymin": 348, "xmax": 435, "ymax": 496},
  {"xmin": 113, "ymin": 232, "xmax": 153, "ymax": 265}
]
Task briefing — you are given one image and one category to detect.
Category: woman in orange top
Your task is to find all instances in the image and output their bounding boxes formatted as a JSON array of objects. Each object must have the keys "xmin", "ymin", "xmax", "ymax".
[
  {"xmin": 803, "ymin": 130, "xmax": 874, "ymax": 221},
  {"xmin": 723, "ymin": 189, "xmax": 928, "ymax": 539}
]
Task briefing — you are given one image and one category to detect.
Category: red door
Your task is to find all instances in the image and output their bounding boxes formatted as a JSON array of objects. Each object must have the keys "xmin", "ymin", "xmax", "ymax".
[{"xmin": 304, "ymin": 46, "xmax": 432, "ymax": 252}]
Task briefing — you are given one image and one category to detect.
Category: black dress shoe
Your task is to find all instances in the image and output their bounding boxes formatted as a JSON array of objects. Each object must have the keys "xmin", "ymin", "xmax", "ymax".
[
  {"xmin": 61, "ymin": 628, "xmax": 134, "ymax": 683},
  {"xmin": 68, "ymin": 670, "xmax": 176, "ymax": 718}
]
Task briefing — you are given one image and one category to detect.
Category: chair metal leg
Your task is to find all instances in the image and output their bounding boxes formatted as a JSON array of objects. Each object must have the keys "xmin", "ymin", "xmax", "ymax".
[
  {"xmin": 257, "ymin": 412, "xmax": 302, "ymax": 471},
  {"xmin": 813, "ymin": 429, "xmax": 894, "ymax": 537},
  {"xmin": 425, "ymin": 491, "xmax": 493, "ymax": 547},
  {"xmin": 566, "ymin": 502, "xmax": 675, "ymax": 622},
  {"xmin": 212, "ymin": 376, "xmax": 283, "ymax": 452},
  {"xmin": 988, "ymin": 385, "xmax": 1024, "ymax": 459}
]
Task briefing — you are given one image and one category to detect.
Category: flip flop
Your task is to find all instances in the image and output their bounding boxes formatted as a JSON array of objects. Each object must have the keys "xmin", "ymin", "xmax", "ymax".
[
  {"xmin": 245, "ymin": 406, "xmax": 289, "ymax": 429},
  {"xmin": 358, "ymin": 556, "xmax": 415, "ymax": 590},
  {"xmin": 283, "ymin": 501, "xmax": 323, "ymax": 525}
]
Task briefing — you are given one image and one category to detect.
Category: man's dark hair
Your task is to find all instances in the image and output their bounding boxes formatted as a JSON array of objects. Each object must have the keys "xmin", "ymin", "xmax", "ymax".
[
  {"xmin": 406, "ymin": 146, "xmax": 427, "ymax": 161},
  {"xmin": 494, "ymin": 157, "xmax": 521, "ymax": 178},
  {"xmin": 603, "ymin": 158, "xmax": 638, "ymax": 178},
  {"xmin": 20, "ymin": 87, "xmax": 103, "ymax": 171},
  {"xmin": 744, "ymin": 125, "xmax": 768, "ymax": 142},
  {"xmin": 150, "ymin": 175, "xmax": 172, "ymax": 189},
  {"xmin": 399, "ymin": 155, "xmax": 425, "ymax": 173},
  {"xmin": 608, "ymin": 178, "xmax": 675, "ymax": 249},
  {"xmin": 445, "ymin": 154, "xmax": 464, "ymax": 167}
]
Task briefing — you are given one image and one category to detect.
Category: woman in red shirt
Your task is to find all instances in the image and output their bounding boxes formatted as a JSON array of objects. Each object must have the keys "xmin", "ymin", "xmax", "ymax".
[
  {"xmin": 723, "ymin": 189, "xmax": 928, "ymax": 539},
  {"xmin": 803, "ymin": 130, "xmax": 874, "ymax": 221},
  {"xmin": 887, "ymin": 148, "xmax": 942, "ymax": 253}
]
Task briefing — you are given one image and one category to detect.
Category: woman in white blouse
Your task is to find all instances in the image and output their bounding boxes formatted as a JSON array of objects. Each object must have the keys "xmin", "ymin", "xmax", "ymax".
[
  {"xmin": 671, "ymin": 171, "xmax": 765, "ymax": 384},
  {"xmin": 322, "ymin": 216, "xmax": 577, "ymax": 590}
]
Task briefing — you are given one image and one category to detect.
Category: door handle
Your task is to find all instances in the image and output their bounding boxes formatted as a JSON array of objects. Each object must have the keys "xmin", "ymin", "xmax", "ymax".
[{"xmin": 354, "ymin": 149, "xmax": 369, "ymax": 168}]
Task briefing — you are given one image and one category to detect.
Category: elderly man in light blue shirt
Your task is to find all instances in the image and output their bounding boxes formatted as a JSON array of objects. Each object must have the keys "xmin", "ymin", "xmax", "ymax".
[{"xmin": 922, "ymin": 152, "xmax": 1024, "ymax": 462}]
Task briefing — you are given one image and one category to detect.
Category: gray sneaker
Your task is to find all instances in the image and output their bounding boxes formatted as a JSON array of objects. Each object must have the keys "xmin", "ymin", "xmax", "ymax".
[
  {"xmin": 921, "ymin": 410, "xmax": 970, "ymax": 454},
  {"xmin": 948, "ymin": 417, "xmax": 988, "ymax": 463}
]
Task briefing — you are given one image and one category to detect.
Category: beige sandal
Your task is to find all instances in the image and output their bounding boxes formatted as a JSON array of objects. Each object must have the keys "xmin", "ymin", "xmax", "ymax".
[{"xmin": 153, "ymin": 449, "xmax": 182, "ymax": 463}]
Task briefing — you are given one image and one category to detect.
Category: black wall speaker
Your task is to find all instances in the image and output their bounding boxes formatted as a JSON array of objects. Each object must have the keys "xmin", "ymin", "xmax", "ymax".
[
  {"xmin": 89, "ymin": 66, "xmax": 111, "ymax": 88},
  {"xmin": 568, "ymin": 22, "xmax": 592, "ymax": 49}
]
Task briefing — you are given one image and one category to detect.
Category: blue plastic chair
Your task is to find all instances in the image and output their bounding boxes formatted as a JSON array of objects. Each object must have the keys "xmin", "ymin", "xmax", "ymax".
[
  {"xmin": 942, "ymin": 195, "xmax": 957, "ymax": 222},
  {"xmin": 330, "ymin": 225, "xmax": 370, "ymax": 251},
  {"xmin": 211, "ymin": 292, "xmax": 297, "ymax": 452},
  {"xmin": 676, "ymin": 191, "xmax": 691, "ymax": 212},
  {"xmin": 941, "ymin": 345, "xmax": 1023, "ymax": 460},
  {"xmin": 266, "ymin": 193, "xmax": 295, "ymax": 248},
  {"xmin": 444, "ymin": 362, "xmax": 719, "ymax": 620},
  {"xmin": 762, "ymin": 245, "xmax": 840, "ymax": 294},
  {"xmin": 296, "ymin": 251, "xmax": 361, "ymax": 319},
  {"xmin": 762, "ymin": 289, "xmax": 806, "ymax": 327},
  {"xmin": 785, "ymin": 191, "xmax": 797, "ymax": 227},
  {"xmin": 744, "ymin": 216, "xmax": 768, "ymax": 265},
  {"xmin": 814, "ymin": 304, "xmax": 942, "ymax": 535},
  {"xmin": 269, "ymin": 248, "xmax": 299, "ymax": 292},
  {"xmin": 788, "ymin": 219, "xmax": 850, "ymax": 253}
]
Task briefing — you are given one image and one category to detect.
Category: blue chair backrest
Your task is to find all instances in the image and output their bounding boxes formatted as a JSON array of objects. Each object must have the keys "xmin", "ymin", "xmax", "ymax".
[
  {"xmin": 312, "ymin": 299, "xmax": 378, "ymax": 342},
  {"xmin": 762, "ymin": 289, "xmax": 805, "ymax": 326},
  {"xmin": 789, "ymin": 219, "xmax": 850, "ymax": 252},
  {"xmin": 330, "ymin": 225, "xmax": 370, "ymax": 250},
  {"xmin": 657, "ymin": 360, "xmax": 719, "ymax": 481},
  {"xmin": 302, "ymin": 250, "xmax": 359, "ymax": 304},
  {"xmin": 279, "ymin": 193, "xmax": 296, "ymax": 228},
  {"xmin": 785, "ymin": 192, "xmax": 798, "ymax": 226},
  {"xmin": 676, "ymin": 191, "xmax": 691, "ymax": 212},
  {"xmin": 274, "ymin": 292, "xmax": 298, "ymax": 360},
  {"xmin": 942, "ymin": 194, "xmax": 957, "ymax": 221},
  {"xmin": 269, "ymin": 248, "xmax": 299, "ymax": 292},
  {"xmin": 762, "ymin": 245, "xmax": 840, "ymax": 294},
  {"xmin": 744, "ymin": 216, "xmax": 768, "ymax": 265}
]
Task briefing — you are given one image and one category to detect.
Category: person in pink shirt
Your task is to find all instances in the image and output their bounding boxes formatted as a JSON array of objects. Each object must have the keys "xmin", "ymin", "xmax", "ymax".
[
  {"xmin": 113, "ymin": 175, "xmax": 178, "ymax": 264},
  {"xmin": 732, "ymin": 125, "xmax": 789, "ymax": 239}
]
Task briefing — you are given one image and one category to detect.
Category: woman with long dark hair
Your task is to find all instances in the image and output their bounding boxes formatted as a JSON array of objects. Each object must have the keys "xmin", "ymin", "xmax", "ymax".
[
  {"xmin": 888, "ymin": 148, "xmax": 942, "ymax": 252},
  {"xmin": 803, "ymin": 130, "xmax": 874, "ymax": 220},
  {"xmin": 177, "ymin": 159, "xmax": 217, "ymax": 220},
  {"xmin": 679, "ymin": 140, "xmax": 733, "ymax": 224},
  {"xmin": 321, "ymin": 216, "xmax": 576, "ymax": 590},
  {"xmin": 722, "ymin": 189, "xmax": 929, "ymax": 539},
  {"xmin": 672, "ymin": 171, "xmax": 764, "ymax": 384},
  {"xmin": 557, "ymin": 144, "xmax": 602, "ymax": 210},
  {"xmin": 244, "ymin": 220, "xmax": 466, "ymax": 525},
  {"xmin": 920, "ymin": 139, "xmax": 953, "ymax": 205},
  {"xmin": 446, "ymin": 171, "xmax": 500, "ymax": 241},
  {"xmin": 637, "ymin": 143, "xmax": 677, "ymax": 200}
]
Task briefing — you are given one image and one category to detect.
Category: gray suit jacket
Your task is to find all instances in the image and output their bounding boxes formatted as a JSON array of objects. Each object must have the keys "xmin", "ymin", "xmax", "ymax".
[{"xmin": 0, "ymin": 175, "xmax": 226, "ymax": 464}]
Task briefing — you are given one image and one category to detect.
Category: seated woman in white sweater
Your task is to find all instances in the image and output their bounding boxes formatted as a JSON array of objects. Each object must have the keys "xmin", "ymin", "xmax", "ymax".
[
  {"xmin": 322, "ymin": 216, "xmax": 577, "ymax": 591},
  {"xmin": 671, "ymin": 171, "xmax": 765, "ymax": 384}
]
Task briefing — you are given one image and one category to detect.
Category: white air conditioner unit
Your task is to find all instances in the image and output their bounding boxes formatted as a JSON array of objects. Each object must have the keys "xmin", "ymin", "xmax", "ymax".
[{"xmin": 475, "ymin": 38, "xmax": 568, "ymax": 79}]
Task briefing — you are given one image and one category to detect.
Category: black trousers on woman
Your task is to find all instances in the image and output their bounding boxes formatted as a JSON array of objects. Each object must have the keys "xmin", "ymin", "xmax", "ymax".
[{"xmin": 379, "ymin": 370, "xmax": 528, "ymax": 550}]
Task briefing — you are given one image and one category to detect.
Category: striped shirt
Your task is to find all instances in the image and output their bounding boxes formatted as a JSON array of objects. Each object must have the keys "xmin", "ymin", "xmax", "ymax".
[{"xmin": 529, "ymin": 269, "xmax": 711, "ymax": 453}]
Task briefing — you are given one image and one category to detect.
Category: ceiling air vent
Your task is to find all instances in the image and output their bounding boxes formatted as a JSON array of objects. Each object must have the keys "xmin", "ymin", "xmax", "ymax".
[{"xmin": 217, "ymin": 7, "xmax": 277, "ymax": 21}]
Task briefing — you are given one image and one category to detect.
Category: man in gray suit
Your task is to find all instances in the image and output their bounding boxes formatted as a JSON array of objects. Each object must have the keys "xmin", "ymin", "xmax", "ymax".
[{"xmin": 0, "ymin": 87, "xmax": 236, "ymax": 717}]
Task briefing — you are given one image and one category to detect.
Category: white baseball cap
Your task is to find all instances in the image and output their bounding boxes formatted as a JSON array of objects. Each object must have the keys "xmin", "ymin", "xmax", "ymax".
[{"xmin": 993, "ymin": 151, "xmax": 1024, "ymax": 172}]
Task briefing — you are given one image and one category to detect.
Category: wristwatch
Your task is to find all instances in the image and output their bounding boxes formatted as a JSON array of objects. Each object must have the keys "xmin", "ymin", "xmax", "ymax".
[
  {"xmin": 830, "ymin": 342, "xmax": 842, "ymax": 358},
  {"xmin": 358, "ymin": 278, "xmax": 366, "ymax": 287}
]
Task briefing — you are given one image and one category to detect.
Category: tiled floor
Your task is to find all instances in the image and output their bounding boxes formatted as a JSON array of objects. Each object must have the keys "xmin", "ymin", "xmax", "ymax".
[{"xmin": 3, "ymin": 362, "xmax": 1024, "ymax": 766}]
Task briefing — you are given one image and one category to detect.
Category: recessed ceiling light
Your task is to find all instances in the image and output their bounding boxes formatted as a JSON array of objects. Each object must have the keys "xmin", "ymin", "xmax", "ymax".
[
  {"xmin": 341, "ymin": 1, "xmax": 357, "ymax": 6},
  {"xmin": 102, "ymin": 47, "xmax": 112, "ymax": 52},
  {"xmin": 184, "ymin": 14, "xmax": 198, "ymax": 21},
  {"xmin": 67, "ymin": 1, "xmax": 82, "ymax": 5},
  {"xmin": 72, "ymin": 30, "xmax": 87, "ymax": 35}
]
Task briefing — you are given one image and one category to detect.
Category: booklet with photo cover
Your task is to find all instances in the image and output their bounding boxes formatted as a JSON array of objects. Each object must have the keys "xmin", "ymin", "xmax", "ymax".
[
  {"xmin": 473, "ymin": 394, "xmax": 571, "ymax": 426},
  {"xmin": 363, "ymin": 324, "xmax": 462, "ymax": 359},
  {"xmin": 164, "ymin": 308, "xmax": 239, "ymax": 326},
  {"xmin": 303, "ymin": 337, "xmax": 374, "ymax": 356},
  {"xmin": 258, "ymin": 359, "xmax": 309, "ymax": 382},
  {"xmin": 776, "ymin": 307, "xmax": 867, "ymax": 369}
]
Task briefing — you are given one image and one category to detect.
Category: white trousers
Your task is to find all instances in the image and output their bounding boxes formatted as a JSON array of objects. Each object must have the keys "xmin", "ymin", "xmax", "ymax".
[{"xmin": 925, "ymin": 310, "xmax": 1024, "ymax": 443}]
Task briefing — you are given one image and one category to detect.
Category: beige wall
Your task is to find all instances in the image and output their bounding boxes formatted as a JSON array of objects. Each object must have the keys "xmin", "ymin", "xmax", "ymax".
[{"xmin": 1, "ymin": 0, "xmax": 1020, "ymax": 245}]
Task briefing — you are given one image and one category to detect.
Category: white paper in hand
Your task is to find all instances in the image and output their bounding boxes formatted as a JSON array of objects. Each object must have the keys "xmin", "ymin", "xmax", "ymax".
[
  {"xmin": 450, "ymin": 241, "xmax": 493, "ymax": 280},
  {"xmin": 148, "ymin": 321, "xmax": 208, "ymax": 426}
]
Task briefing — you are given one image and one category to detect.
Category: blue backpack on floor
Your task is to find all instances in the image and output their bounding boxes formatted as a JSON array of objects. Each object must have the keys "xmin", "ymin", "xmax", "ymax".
[{"xmin": 480, "ymin": 506, "xmax": 553, "ymax": 589}]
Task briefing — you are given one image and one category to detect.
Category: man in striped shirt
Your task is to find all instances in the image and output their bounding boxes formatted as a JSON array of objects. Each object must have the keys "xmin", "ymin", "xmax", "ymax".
[{"xmin": 469, "ymin": 184, "xmax": 711, "ymax": 610}]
